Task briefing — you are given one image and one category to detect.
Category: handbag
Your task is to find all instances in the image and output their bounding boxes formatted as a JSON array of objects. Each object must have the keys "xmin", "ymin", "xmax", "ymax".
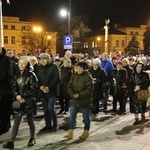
[
  {"xmin": 12, "ymin": 100, "xmax": 22, "ymax": 111},
  {"xmin": 137, "ymin": 89, "xmax": 149, "ymax": 101}
]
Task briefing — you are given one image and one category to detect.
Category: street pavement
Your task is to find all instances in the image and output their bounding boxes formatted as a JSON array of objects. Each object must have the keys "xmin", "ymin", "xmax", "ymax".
[{"xmin": 1, "ymin": 98, "xmax": 150, "ymax": 150}]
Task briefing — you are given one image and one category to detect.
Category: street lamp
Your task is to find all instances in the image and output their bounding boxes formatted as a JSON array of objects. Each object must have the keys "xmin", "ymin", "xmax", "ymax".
[{"xmin": 60, "ymin": 0, "xmax": 71, "ymax": 35}]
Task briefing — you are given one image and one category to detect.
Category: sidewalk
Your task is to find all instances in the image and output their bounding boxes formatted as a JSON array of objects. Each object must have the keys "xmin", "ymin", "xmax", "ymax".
[{"xmin": 1, "ymin": 100, "xmax": 150, "ymax": 150}]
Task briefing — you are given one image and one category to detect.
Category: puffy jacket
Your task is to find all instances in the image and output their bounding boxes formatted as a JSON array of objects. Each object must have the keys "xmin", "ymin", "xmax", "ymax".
[
  {"xmin": 12, "ymin": 62, "xmax": 38, "ymax": 113},
  {"xmin": 67, "ymin": 71, "xmax": 94, "ymax": 109}
]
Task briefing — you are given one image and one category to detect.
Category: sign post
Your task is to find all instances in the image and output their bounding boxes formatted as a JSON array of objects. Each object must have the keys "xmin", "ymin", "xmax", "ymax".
[{"xmin": 63, "ymin": 35, "xmax": 73, "ymax": 49}]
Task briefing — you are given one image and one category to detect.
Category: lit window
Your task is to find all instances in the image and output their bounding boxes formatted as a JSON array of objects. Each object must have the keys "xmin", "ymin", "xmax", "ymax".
[
  {"xmin": 92, "ymin": 42, "xmax": 95, "ymax": 48},
  {"xmin": 95, "ymin": 42, "xmax": 97, "ymax": 47}
]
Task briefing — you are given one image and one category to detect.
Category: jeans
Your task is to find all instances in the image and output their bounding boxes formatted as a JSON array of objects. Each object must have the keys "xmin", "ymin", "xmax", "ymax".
[
  {"xmin": 69, "ymin": 106, "xmax": 90, "ymax": 130},
  {"xmin": 41, "ymin": 96, "xmax": 57, "ymax": 128}
]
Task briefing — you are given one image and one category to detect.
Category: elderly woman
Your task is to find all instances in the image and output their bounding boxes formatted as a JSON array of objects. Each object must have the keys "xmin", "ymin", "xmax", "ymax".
[
  {"xmin": 129, "ymin": 61, "xmax": 149, "ymax": 125},
  {"xmin": 110, "ymin": 61, "xmax": 127, "ymax": 115},
  {"xmin": 89, "ymin": 58, "xmax": 107, "ymax": 115},
  {"xmin": 58, "ymin": 58, "xmax": 73, "ymax": 114},
  {"xmin": 3, "ymin": 56, "xmax": 38, "ymax": 149},
  {"xmin": 64, "ymin": 61, "xmax": 93, "ymax": 139}
]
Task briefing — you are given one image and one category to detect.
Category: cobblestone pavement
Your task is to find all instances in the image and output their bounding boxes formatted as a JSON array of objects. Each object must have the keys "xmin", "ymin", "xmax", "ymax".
[{"xmin": 1, "ymin": 99, "xmax": 150, "ymax": 150}]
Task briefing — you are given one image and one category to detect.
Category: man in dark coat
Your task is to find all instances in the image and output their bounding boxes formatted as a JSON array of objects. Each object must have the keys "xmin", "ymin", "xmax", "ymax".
[
  {"xmin": 0, "ymin": 47, "xmax": 13, "ymax": 135},
  {"xmin": 36, "ymin": 53, "xmax": 60, "ymax": 133}
]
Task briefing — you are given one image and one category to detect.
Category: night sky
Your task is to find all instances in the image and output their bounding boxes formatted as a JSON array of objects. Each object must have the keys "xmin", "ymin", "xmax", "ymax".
[{"xmin": 2, "ymin": 0, "xmax": 150, "ymax": 31}]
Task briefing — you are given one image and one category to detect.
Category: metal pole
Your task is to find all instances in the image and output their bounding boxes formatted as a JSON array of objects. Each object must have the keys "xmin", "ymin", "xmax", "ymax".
[
  {"xmin": 104, "ymin": 19, "xmax": 110, "ymax": 53},
  {"xmin": 0, "ymin": 0, "xmax": 4, "ymax": 47},
  {"xmin": 68, "ymin": 0, "xmax": 71, "ymax": 35}
]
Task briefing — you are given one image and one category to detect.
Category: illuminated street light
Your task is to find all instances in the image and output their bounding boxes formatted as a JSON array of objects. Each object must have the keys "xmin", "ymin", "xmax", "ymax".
[
  {"xmin": 60, "ymin": 9, "xmax": 67, "ymax": 17},
  {"xmin": 33, "ymin": 26, "xmax": 42, "ymax": 33},
  {"xmin": 60, "ymin": 0, "xmax": 71, "ymax": 35},
  {"xmin": 47, "ymin": 35, "xmax": 51, "ymax": 40}
]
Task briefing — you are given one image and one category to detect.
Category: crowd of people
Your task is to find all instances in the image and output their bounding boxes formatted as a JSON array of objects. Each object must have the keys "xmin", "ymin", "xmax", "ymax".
[{"xmin": 0, "ymin": 48, "xmax": 150, "ymax": 149}]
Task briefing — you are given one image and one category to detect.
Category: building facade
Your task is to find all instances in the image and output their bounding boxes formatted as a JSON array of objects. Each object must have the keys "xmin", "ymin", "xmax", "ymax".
[
  {"xmin": 83, "ymin": 24, "xmax": 147, "ymax": 56},
  {"xmin": 1, "ymin": 16, "xmax": 57, "ymax": 56}
]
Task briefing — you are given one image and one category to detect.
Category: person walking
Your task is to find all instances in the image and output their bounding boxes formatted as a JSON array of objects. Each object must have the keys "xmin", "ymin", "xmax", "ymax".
[
  {"xmin": 64, "ymin": 61, "xmax": 93, "ymax": 139},
  {"xmin": 3, "ymin": 56, "xmax": 38, "ymax": 149}
]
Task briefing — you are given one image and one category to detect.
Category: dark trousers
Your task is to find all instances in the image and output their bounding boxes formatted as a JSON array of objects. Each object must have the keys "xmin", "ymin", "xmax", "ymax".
[
  {"xmin": 0, "ymin": 94, "xmax": 12, "ymax": 135},
  {"xmin": 92, "ymin": 99, "xmax": 100, "ymax": 114},
  {"xmin": 58, "ymin": 96, "xmax": 70, "ymax": 112},
  {"xmin": 11, "ymin": 113, "xmax": 35, "ymax": 141},
  {"xmin": 112, "ymin": 96, "xmax": 124, "ymax": 112}
]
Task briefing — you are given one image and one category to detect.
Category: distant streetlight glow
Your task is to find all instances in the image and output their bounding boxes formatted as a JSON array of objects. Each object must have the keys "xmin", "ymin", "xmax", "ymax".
[
  {"xmin": 33, "ymin": 26, "xmax": 42, "ymax": 33},
  {"xmin": 60, "ymin": 9, "xmax": 67, "ymax": 17},
  {"xmin": 47, "ymin": 35, "xmax": 51, "ymax": 40}
]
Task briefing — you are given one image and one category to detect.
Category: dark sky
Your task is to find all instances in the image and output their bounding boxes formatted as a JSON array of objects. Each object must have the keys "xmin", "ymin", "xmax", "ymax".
[{"xmin": 2, "ymin": 0, "xmax": 150, "ymax": 31}]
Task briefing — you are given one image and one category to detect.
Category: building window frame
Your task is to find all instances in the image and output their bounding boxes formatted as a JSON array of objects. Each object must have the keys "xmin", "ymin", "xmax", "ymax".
[
  {"xmin": 22, "ymin": 37, "xmax": 26, "ymax": 45},
  {"xmin": 4, "ymin": 24, "xmax": 8, "ymax": 29},
  {"xmin": 116, "ymin": 40, "xmax": 119, "ymax": 47},
  {"xmin": 11, "ymin": 25, "xmax": 15, "ymax": 30},
  {"xmin": 4, "ymin": 36, "xmax": 8, "ymax": 44},
  {"xmin": 11, "ymin": 36, "xmax": 15, "ymax": 44}
]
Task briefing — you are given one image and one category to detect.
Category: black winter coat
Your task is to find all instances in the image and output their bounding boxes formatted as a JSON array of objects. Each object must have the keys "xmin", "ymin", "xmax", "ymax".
[
  {"xmin": 36, "ymin": 63, "xmax": 60, "ymax": 98},
  {"xmin": 12, "ymin": 62, "xmax": 38, "ymax": 114},
  {"xmin": 129, "ymin": 71, "xmax": 149, "ymax": 113},
  {"xmin": 0, "ymin": 53, "xmax": 13, "ymax": 95},
  {"xmin": 60, "ymin": 66, "xmax": 72, "ymax": 99},
  {"xmin": 110, "ymin": 68, "xmax": 127, "ymax": 97},
  {"xmin": 89, "ymin": 67, "xmax": 107, "ymax": 99},
  {"xmin": 0, "ymin": 53, "xmax": 13, "ymax": 135}
]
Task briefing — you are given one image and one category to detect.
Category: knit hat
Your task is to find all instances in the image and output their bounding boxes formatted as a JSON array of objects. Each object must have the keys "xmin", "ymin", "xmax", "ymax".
[
  {"xmin": 77, "ymin": 61, "xmax": 88, "ymax": 70},
  {"xmin": 39, "ymin": 53, "xmax": 50, "ymax": 59},
  {"xmin": 92, "ymin": 58, "xmax": 101, "ymax": 64}
]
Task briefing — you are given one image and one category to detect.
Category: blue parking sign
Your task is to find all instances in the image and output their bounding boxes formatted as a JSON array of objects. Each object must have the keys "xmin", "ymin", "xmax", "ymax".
[{"xmin": 63, "ymin": 35, "xmax": 73, "ymax": 49}]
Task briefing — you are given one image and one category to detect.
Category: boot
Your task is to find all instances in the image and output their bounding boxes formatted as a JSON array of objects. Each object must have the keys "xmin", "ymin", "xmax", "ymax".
[
  {"xmin": 64, "ymin": 129, "xmax": 73, "ymax": 139},
  {"xmin": 3, "ymin": 141, "xmax": 14, "ymax": 149},
  {"xmin": 140, "ymin": 115, "xmax": 146, "ymax": 123},
  {"xmin": 133, "ymin": 118, "xmax": 140, "ymax": 125},
  {"xmin": 79, "ymin": 130, "xmax": 89, "ymax": 139},
  {"xmin": 28, "ymin": 138, "xmax": 36, "ymax": 147}
]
